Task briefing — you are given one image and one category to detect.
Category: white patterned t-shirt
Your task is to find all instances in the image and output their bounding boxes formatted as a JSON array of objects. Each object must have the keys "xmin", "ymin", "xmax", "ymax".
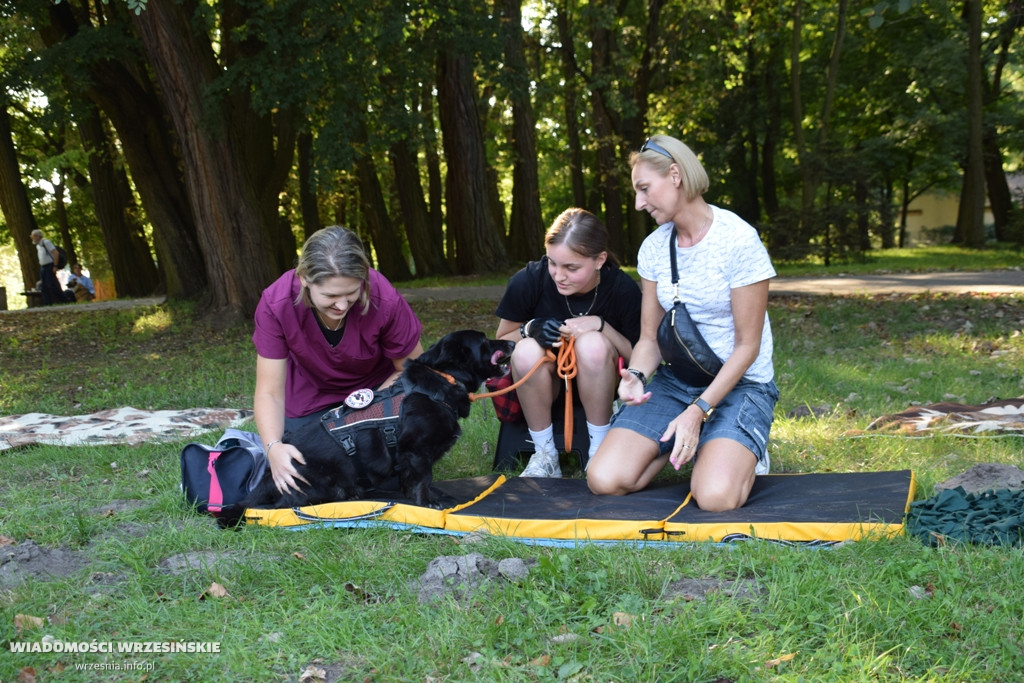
[{"xmin": 636, "ymin": 205, "xmax": 776, "ymax": 383}]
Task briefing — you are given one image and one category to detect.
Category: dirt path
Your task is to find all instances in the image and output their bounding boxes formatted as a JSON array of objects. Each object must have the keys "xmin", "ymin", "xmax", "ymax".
[
  {"xmin": 1, "ymin": 269, "xmax": 1019, "ymax": 314},
  {"xmin": 398, "ymin": 269, "xmax": 1023, "ymax": 302},
  {"xmin": 768, "ymin": 269, "xmax": 1023, "ymax": 297}
]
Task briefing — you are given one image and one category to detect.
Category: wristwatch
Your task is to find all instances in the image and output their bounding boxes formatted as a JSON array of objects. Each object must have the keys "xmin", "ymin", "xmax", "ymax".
[{"xmin": 691, "ymin": 397, "xmax": 715, "ymax": 422}]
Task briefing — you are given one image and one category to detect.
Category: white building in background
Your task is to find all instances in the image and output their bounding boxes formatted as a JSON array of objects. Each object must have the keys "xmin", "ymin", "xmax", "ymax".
[{"xmin": 901, "ymin": 172, "xmax": 1024, "ymax": 245}]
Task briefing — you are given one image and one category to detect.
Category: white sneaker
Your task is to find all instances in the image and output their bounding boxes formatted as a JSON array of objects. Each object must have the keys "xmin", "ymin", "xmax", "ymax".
[{"xmin": 519, "ymin": 451, "xmax": 562, "ymax": 478}]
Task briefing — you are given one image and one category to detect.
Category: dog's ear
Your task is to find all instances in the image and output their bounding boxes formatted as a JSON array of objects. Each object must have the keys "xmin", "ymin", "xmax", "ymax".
[
  {"xmin": 418, "ymin": 334, "xmax": 453, "ymax": 364},
  {"xmin": 423, "ymin": 331, "xmax": 475, "ymax": 367}
]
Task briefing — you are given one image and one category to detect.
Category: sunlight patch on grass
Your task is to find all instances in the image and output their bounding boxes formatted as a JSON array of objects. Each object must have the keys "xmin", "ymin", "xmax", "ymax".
[{"xmin": 130, "ymin": 308, "xmax": 173, "ymax": 334}]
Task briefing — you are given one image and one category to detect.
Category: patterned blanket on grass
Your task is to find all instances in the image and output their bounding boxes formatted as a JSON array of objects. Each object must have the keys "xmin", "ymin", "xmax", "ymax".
[
  {"xmin": 0, "ymin": 407, "xmax": 252, "ymax": 450},
  {"xmin": 849, "ymin": 398, "xmax": 1024, "ymax": 437}
]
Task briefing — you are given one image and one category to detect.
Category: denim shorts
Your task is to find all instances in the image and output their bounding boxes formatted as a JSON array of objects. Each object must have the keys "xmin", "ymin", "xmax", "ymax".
[{"xmin": 610, "ymin": 367, "xmax": 779, "ymax": 474}]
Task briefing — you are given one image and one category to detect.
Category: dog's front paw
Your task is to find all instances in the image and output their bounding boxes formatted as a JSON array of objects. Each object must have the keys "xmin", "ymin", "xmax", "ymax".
[
  {"xmin": 409, "ymin": 493, "xmax": 433, "ymax": 508},
  {"xmin": 417, "ymin": 491, "xmax": 458, "ymax": 510}
]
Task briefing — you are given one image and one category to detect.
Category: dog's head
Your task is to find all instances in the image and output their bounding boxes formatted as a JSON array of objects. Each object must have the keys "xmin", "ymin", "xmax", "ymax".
[{"xmin": 415, "ymin": 330, "xmax": 515, "ymax": 390}]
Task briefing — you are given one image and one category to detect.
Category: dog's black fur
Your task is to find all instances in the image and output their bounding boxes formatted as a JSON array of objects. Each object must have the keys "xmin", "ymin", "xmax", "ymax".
[{"xmin": 218, "ymin": 330, "xmax": 514, "ymax": 528}]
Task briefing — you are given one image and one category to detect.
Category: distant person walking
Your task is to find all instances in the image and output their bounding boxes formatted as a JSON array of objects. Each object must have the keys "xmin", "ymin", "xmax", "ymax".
[{"xmin": 30, "ymin": 229, "xmax": 64, "ymax": 306}]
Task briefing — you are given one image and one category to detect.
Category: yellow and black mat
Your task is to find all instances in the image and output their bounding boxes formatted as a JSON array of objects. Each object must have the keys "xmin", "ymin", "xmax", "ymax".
[{"xmin": 241, "ymin": 469, "xmax": 915, "ymax": 546}]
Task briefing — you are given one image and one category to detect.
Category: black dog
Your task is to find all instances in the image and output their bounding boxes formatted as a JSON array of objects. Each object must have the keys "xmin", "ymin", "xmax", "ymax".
[{"xmin": 218, "ymin": 330, "xmax": 515, "ymax": 527}]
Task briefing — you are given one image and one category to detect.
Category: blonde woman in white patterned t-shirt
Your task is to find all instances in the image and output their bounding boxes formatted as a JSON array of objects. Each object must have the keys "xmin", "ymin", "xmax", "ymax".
[{"xmin": 586, "ymin": 134, "xmax": 779, "ymax": 511}]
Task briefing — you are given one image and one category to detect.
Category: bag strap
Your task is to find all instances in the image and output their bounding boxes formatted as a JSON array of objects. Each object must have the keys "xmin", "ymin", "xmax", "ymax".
[
  {"xmin": 668, "ymin": 230, "xmax": 681, "ymax": 303},
  {"xmin": 206, "ymin": 451, "xmax": 223, "ymax": 513}
]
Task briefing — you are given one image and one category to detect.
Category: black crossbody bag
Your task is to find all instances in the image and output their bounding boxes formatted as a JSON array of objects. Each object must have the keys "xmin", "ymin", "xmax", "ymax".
[{"xmin": 655, "ymin": 231, "xmax": 724, "ymax": 386}]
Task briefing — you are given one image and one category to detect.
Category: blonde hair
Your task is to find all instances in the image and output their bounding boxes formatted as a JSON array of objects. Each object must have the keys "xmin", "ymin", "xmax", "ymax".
[
  {"xmin": 294, "ymin": 226, "xmax": 371, "ymax": 312},
  {"xmin": 629, "ymin": 134, "xmax": 709, "ymax": 201}
]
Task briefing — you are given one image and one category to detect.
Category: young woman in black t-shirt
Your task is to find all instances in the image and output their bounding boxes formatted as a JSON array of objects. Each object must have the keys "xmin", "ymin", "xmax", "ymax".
[{"xmin": 494, "ymin": 208, "xmax": 642, "ymax": 477}]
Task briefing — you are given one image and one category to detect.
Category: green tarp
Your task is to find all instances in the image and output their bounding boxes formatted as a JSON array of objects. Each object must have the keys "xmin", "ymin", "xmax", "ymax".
[{"xmin": 906, "ymin": 486, "xmax": 1024, "ymax": 547}]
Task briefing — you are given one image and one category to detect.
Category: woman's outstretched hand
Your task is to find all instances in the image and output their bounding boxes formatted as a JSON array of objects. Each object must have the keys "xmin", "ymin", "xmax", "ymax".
[{"xmin": 617, "ymin": 365, "xmax": 652, "ymax": 405}]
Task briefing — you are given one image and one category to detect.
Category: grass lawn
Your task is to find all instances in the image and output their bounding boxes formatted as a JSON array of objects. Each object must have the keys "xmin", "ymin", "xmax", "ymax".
[{"xmin": 1, "ymin": 247, "xmax": 1023, "ymax": 681}]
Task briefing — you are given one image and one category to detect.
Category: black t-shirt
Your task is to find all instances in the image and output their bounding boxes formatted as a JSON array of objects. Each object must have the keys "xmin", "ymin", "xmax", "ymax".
[{"xmin": 495, "ymin": 258, "xmax": 643, "ymax": 344}]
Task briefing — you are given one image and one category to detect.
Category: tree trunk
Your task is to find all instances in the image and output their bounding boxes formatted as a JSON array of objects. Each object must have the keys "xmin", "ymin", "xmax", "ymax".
[
  {"xmin": 761, "ymin": 42, "xmax": 782, "ymax": 224},
  {"xmin": 899, "ymin": 171, "xmax": 912, "ymax": 248},
  {"xmin": 354, "ymin": 152, "xmax": 413, "ymax": 281},
  {"xmin": 622, "ymin": 0, "xmax": 663, "ymax": 261},
  {"xmin": 0, "ymin": 104, "xmax": 42, "ymax": 291},
  {"xmin": 420, "ymin": 85, "xmax": 445, "ymax": 251},
  {"xmin": 297, "ymin": 130, "xmax": 321, "ymax": 242},
  {"xmin": 855, "ymin": 179, "xmax": 871, "ymax": 251},
  {"xmin": 818, "ymin": 0, "xmax": 848, "ymax": 150},
  {"xmin": 436, "ymin": 47, "xmax": 508, "ymax": 275},
  {"xmin": 587, "ymin": 8, "xmax": 625, "ymax": 260},
  {"xmin": 76, "ymin": 106, "xmax": 161, "ymax": 296},
  {"xmin": 791, "ymin": 0, "xmax": 847, "ymax": 244},
  {"xmin": 389, "ymin": 140, "xmax": 449, "ymax": 278},
  {"xmin": 731, "ymin": 43, "xmax": 762, "ymax": 225},
  {"xmin": 41, "ymin": 1, "xmax": 207, "ymax": 301},
  {"xmin": 556, "ymin": 6, "xmax": 586, "ymax": 209},
  {"xmin": 981, "ymin": 0, "xmax": 1023, "ymax": 240},
  {"xmin": 130, "ymin": 0, "xmax": 283, "ymax": 319},
  {"xmin": 220, "ymin": 0, "xmax": 299, "ymax": 277},
  {"xmin": 982, "ymin": 124, "xmax": 1013, "ymax": 239},
  {"xmin": 790, "ymin": 0, "xmax": 809, "ymax": 225},
  {"xmin": 51, "ymin": 174, "xmax": 74, "ymax": 265},
  {"xmin": 956, "ymin": 0, "xmax": 986, "ymax": 248},
  {"xmin": 500, "ymin": 0, "xmax": 545, "ymax": 262}
]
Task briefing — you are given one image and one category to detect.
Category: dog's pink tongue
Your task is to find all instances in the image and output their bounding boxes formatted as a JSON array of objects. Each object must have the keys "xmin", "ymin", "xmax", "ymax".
[{"xmin": 490, "ymin": 350, "xmax": 505, "ymax": 365}]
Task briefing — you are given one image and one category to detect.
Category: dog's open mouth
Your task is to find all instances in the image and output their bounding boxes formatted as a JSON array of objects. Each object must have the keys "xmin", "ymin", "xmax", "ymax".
[{"xmin": 490, "ymin": 348, "xmax": 512, "ymax": 369}]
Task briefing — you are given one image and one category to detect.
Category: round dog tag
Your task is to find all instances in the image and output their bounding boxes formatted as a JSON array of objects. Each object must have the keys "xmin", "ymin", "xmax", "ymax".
[{"xmin": 344, "ymin": 388, "xmax": 375, "ymax": 409}]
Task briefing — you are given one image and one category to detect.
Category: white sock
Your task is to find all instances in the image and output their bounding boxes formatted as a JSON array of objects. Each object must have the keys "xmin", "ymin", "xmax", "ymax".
[
  {"xmin": 587, "ymin": 421, "xmax": 611, "ymax": 457},
  {"xmin": 527, "ymin": 425, "xmax": 556, "ymax": 456}
]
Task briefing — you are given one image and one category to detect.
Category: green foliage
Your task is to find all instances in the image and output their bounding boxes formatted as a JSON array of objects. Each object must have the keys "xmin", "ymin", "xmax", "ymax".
[
  {"xmin": 124, "ymin": 0, "xmax": 147, "ymax": 16},
  {"xmin": 863, "ymin": 0, "xmax": 921, "ymax": 30},
  {"xmin": 5, "ymin": 0, "xmax": 1023, "ymax": 292}
]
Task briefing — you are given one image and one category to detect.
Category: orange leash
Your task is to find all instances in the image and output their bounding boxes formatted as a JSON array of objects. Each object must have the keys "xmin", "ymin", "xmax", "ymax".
[
  {"xmin": 556, "ymin": 336, "xmax": 577, "ymax": 452},
  {"xmin": 470, "ymin": 336, "xmax": 579, "ymax": 452},
  {"xmin": 469, "ymin": 349, "xmax": 556, "ymax": 401}
]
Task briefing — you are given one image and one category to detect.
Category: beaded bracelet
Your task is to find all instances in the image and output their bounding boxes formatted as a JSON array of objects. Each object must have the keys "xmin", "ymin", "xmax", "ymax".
[{"xmin": 626, "ymin": 368, "xmax": 647, "ymax": 386}]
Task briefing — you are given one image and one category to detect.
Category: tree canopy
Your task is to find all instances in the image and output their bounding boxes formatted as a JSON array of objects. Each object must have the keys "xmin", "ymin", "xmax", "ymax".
[{"xmin": 1, "ymin": 0, "xmax": 1021, "ymax": 319}]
